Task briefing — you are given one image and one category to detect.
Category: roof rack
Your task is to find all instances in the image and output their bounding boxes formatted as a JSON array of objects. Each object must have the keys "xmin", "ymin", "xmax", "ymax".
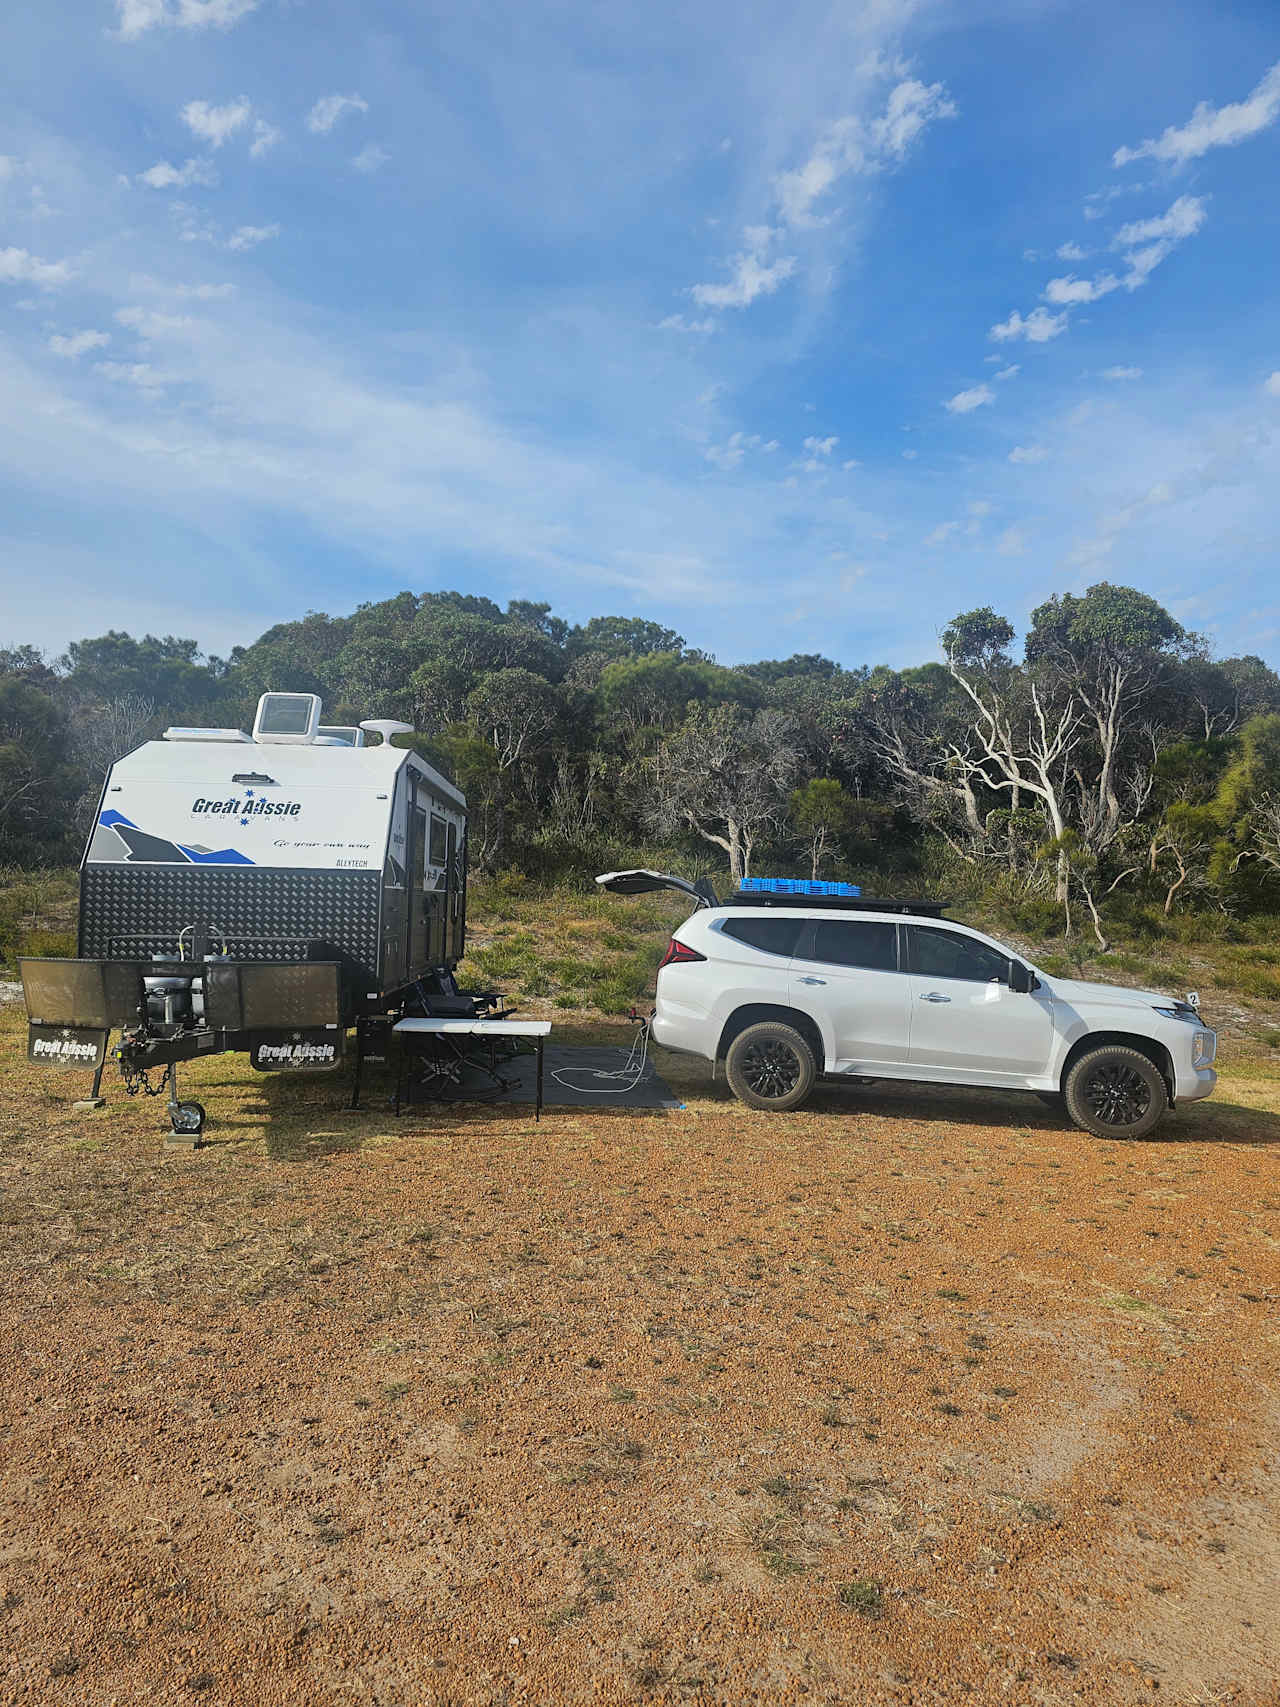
[{"xmin": 725, "ymin": 891, "xmax": 950, "ymax": 917}]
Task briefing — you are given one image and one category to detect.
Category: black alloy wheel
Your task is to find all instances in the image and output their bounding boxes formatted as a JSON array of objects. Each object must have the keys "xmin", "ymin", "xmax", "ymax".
[
  {"xmin": 741, "ymin": 1039, "xmax": 802, "ymax": 1101},
  {"xmin": 725, "ymin": 1021, "xmax": 817, "ymax": 1113},
  {"xmin": 1064, "ymin": 1045, "xmax": 1168, "ymax": 1141},
  {"xmin": 1083, "ymin": 1062, "xmax": 1152, "ymax": 1128}
]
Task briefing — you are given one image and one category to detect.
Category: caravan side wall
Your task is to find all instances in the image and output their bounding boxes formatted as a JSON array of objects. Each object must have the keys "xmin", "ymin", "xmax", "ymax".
[{"xmin": 385, "ymin": 757, "xmax": 467, "ymax": 989}]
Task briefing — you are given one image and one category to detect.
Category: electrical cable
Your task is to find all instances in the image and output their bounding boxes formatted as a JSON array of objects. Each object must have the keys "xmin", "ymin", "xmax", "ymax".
[{"xmin": 550, "ymin": 1017, "xmax": 654, "ymax": 1096}]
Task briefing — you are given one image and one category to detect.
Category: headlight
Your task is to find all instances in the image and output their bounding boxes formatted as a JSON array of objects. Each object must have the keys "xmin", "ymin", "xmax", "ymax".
[
  {"xmin": 1152, "ymin": 1003, "xmax": 1200, "ymax": 1022},
  {"xmin": 1193, "ymin": 1031, "xmax": 1216, "ymax": 1068}
]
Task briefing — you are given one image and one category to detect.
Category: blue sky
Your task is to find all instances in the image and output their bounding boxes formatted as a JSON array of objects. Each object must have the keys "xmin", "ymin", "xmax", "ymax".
[{"xmin": 2, "ymin": 0, "xmax": 1279, "ymax": 671}]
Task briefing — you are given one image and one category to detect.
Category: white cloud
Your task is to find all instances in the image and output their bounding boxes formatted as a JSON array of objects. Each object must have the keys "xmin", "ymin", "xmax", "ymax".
[
  {"xmin": 249, "ymin": 120, "xmax": 281, "ymax": 159},
  {"xmin": 968, "ymin": 500, "xmax": 992, "ymax": 517},
  {"xmin": 351, "ymin": 144, "xmax": 390, "ymax": 174},
  {"xmin": 137, "ymin": 158, "xmax": 217, "ymax": 190},
  {"xmin": 1101, "ymin": 365, "xmax": 1143, "ymax": 381},
  {"xmin": 802, "ymin": 435, "xmax": 838, "ymax": 456},
  {"xmin": 1265, "ymin": 372, "xmax": 1280, "ymax": 398},
  {"xmin": 226, "ymin": 224, "xmax": 280, "ymax": 252},
  {"xmin": 997, "ymin": 525, "xmax": 1028, "ymax": 556},
  {"xmin": 48, "ymin": 330, "xmax": 110, "ymax": 358},
  {"xmin": 842, "ymin": 459, "xmax": 860, "ymax": 470},
  {"xmin": 691, "ymin": 226, "xmax": 796, "ymax": 310},
  {"xmin": 1043, "ymin": 272, "xmax": 1120, "ymax": 305},
  {"xmin": 181, "ymin": 98, "xmax": 251, "ymax": 148},
  {"xmin": 945, "ymin": 384, "xmax": 994, "ymax": 414},
  {"xmin": 307, "ymin": 94, "xmax": 369, "ymax": 135},
  {"xmin": 116, "ymin": 306, "xmax": 194, "ymax": 336},
  {"xmin": 1008, "ymin": 444, "xmax": 1047, "ymax": 464},
  {"xmin": 658, "ymin": 314, "xmax": 717, "ymax": 334},
  {"xmin": 901, "ymin": 448, "xmax": 918, "ymax": 460},
  {"xmin": 775, "ymin": 77, "xmax": 957, "ymax": 226},
  {"xmin": 115, "ymin": 0, "xmax": 258, "ymax": 39},
  {"xmin": 1113, "ymin": 61, "xmax": 1280, "ymax": 166},
  {"xmin": 0, "ymin": 246, "xmax": 73, "ymax": 287},
  {"xmin": 704, "ymin": 431, "xmax": 777, "ymax": 471},
  {"xmin": 989, "ymin": 306, "xmax": 1068, "ymax": 344},
  {"xmin": 1113, "ymin": 195, "xmax": 1207, "ymax": 249},
  {"xmin": 1056, "ymin": 241, "xmax": 1088, "ymax": 261},
  {"xmin": 993, "ymin": 364, "xmax": 1020, "ymax": 381},
  {"xmin": 93, "ymin": 360, "xmax": 173, "ymax": 391},
  {"xmin": 925, "ymin": 521, "xmax": 958, "ymax": 545}
]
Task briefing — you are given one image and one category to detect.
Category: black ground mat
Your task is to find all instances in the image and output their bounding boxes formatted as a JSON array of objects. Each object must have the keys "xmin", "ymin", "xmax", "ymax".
[{"xmin": 403, "ymin": 1043, "xmax": 683, "ymax": 1110}]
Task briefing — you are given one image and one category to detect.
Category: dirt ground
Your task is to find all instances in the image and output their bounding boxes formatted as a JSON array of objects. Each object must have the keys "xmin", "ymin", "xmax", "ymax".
[{"xmin": 1, "ymin": 1004, "xmax": 1278, "ymax": 1707}]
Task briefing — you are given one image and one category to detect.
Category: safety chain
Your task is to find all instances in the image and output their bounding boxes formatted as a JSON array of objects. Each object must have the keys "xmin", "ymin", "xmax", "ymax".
[{"xmin": 120, "ymin": 1063, "xmax": 169, "ymax": 1099}]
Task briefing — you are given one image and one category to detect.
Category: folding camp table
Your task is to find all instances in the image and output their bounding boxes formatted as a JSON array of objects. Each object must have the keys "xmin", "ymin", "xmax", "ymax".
[{"xmin": 391, "ymin": 1018, "xmax": 552, "ymax": 1118}]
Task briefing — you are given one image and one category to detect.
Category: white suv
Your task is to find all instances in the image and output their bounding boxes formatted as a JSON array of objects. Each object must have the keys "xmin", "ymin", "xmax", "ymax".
[{"xmin": 598, "ymin": 874, "xmax": 1218, "ymax": 1140}]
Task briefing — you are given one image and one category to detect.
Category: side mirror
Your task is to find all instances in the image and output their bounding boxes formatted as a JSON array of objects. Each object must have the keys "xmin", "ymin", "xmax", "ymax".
[{"xmin": 1009, "ymin": 961, "xmax": 1033, "ymax": 994}]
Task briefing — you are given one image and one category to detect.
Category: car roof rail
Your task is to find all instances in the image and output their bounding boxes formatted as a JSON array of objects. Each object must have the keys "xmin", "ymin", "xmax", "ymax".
[{"xmin": 723, "ymin": 892, "xmax": 951, "ymax": 917}]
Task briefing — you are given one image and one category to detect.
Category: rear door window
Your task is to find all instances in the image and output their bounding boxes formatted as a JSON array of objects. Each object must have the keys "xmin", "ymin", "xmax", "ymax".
[
  {"xmin": 905, "ymin": 925, "xmax": 1010, "ymax": 984},
  {"xmin": 719, "ymin": 916, "xmax": 803, "ymax": 958},
  {"xmin": 809, "ymin": 918, "xmax": 899, "ymax": 972}
]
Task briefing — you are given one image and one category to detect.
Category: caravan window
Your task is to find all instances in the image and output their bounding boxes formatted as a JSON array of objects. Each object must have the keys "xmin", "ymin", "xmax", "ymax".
[{"xmin": 429, "ymin": 814, "xmax": 448, "ymax": 866}]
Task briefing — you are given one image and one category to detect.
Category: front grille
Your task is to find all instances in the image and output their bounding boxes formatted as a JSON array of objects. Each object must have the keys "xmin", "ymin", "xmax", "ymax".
[{"xmin": 79, "ymin": 865, "xmax": 381, "ymax": 982}]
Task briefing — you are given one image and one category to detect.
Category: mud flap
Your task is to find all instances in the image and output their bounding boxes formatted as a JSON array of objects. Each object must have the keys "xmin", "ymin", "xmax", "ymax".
[
  {"xmin": 250, "ymin": 1029, "xmax": 345, "ymax": 1072},
  {"xmin": 27, "ymin": 1025, "xmax": 109, "ymax": 1070}
]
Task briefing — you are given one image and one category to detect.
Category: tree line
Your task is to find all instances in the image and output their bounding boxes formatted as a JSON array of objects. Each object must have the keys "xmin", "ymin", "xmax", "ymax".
[{"xmin": 3, "ymin": 582, "xmax": 1280, "ymax": 943}]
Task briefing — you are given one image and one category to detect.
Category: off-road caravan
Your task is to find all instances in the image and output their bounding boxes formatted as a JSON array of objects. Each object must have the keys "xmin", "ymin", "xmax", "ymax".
[{"xmin": 21, "ymin": 693, "xmax": 471, "ymax": 1136}]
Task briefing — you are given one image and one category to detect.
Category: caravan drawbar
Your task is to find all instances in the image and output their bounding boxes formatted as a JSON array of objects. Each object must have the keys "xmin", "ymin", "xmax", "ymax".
[{"xmin": 21, "ymin": 693, "xmax": 471, "ymax": 1136}]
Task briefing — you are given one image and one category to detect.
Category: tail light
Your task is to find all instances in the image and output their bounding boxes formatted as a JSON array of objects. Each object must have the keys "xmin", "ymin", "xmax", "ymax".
[{"xmin": 659, "ymin": 937, "xmax": 706, "ymax": 971}]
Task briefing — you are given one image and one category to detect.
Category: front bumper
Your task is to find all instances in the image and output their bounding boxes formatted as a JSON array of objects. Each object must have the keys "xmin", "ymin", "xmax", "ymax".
[{"xmin": 1174, "ymin": 1064, "xmax": 1217, "ymax": 1104}]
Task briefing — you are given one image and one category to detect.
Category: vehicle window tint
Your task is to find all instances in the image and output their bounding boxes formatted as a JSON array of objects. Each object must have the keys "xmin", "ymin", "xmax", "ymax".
[
  {"xmin": 908, "ymin": 926, "xmax": 1009, "ymax": 984},
  {"xmin": 811, "ymin": 919, "xmax": 898, "ymax": 972},
  {"xmin": 429, "ymin": 813, "xmax": 448, "ymax": 865},
  {"xmin": 719, "ymin": 916, "xmax": 801, "ymax": 957}
]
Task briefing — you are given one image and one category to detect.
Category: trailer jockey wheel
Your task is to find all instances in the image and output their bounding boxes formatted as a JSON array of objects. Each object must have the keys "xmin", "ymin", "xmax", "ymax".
[{"xmin": 170, "ymin": 1100, "xmax": 206, "ymax": 1138}]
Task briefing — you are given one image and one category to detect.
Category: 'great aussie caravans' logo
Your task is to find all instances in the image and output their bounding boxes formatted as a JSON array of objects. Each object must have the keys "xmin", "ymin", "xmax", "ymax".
[{"xmin": 192, "ymin": 797, "xmax": 301, "ymax": 817}]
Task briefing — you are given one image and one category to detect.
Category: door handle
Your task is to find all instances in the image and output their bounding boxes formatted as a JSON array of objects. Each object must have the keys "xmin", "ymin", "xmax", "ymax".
[
  {"xmin": 798, "ymin": 976, "xmax": 826, "ymax": 985},
  {"xmin": 920, "ymin": 992, "xmax": 951, "ymax": 1003}
]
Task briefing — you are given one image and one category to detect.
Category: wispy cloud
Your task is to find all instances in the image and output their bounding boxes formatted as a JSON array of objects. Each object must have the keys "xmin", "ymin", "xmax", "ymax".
[
  {"xmin": 993, "ymin": 364, "xmax": 1020, "ymax": 381},
  {"xmin": 1113, "ymin": 195, "xmax": 1207, "ymax": 248},
  {"xmin": 1056, "ymin": 241, "xmax": 1088, "ymax": 261},
  {"xmin": 1265, "ymin": 373, "xmax": 1280, "ymax": 398},
  {"xmin": 1043, "ymin": 272, "xmax": 1119, "ymax": 305},
  {"xmin": 691, "ymin": 226, "xmax": 796, "ymax": 310},
  {"xmin": 1008, "ymin": 444, "xmax": 1047, "ymax": 464},
  {"xmin": 989, "ymin": 306, "xmax": 1067, "ymax": 344},
  {"xmin": 181, "ymin": 98, "xmax": 251, "ymax": 148},
  {"xmin": 307, "ymin": 94, "xmax": 369, "ymax": 135},
  {"xmin": 996, "ymin": 525, "xmax": 1028, "ymax": 556},
  {"xmin": 775, "ymin": 77, "xmax": 957, "ymax": 227},
  {"xmin": 48, "ymin": 330, "xmax": 109, "ymax": 358},
  {"xmin": 1101, "ymin": 365, "xmax": 1143, "ymax": 381},
  {"xmin": 945, "ymin": 383, "xmax": 995, "ymax": 414},
  {"xmin": 1113, "ymin": 60, "xmax": 1280, "ymax": 166},
  {"xmin": 704, "ymin": 431, "xmax": 778, "ymax": 471},
  {"xmin": 115, "ymin": 0, "xmax": 258, "ymax": 40},
  {"xmin": 249, "ymin": 120, "xmax": 281, "ymax": 159},
  {"xmin": 351, "ymin": 144, "xmax": 390, "ymax": 174},
  {"xmin": 0, "ymin": 246, "xmax": 74, "ymax": 287},
  {"xmin": 227, "ymin": 223, "xmax": 280, "ymax": 252},
  {"xmin": 137, "ymin": 158, "xmax": 217, "ymax": 190},
  {"xmin": 802, "ymin": 435, "xmax": 838, "ymax": 456},
  {"xmin": 116, "ymin": 306, "xmax": 194, "ymax": 336},
  {"xmin": 93, "ymin": 360, "xmax": 174, "ymax": 392},
  {"xmin": 658, "ymin": 314, "xmax": 717, "ymax": 334}
]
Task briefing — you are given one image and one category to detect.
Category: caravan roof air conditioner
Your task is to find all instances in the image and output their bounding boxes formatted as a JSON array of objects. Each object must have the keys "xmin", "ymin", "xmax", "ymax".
[{"xmin": 253, "ymin": 692, "xmax": 322, "ymax": 745}]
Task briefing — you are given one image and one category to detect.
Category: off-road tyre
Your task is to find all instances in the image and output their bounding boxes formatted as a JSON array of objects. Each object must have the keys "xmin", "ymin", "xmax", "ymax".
[
  {"xmin": 725, "ymin": 1022, "xmax": 816, "ymax": 1113},
  {"xmin": 1063, "ymin": 1046, "xmax": 1167, "ymax": 1141}
]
